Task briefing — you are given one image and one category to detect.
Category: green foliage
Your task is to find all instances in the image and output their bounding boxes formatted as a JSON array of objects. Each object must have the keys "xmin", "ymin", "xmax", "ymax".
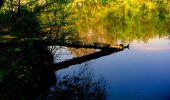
[
  {"xmin": 155, "ymin": 1, "xmax": 168, "ymax": 21},
  {"xmin": 73, "ymin": 0, "xmax": 170, "ymax": 44},
  {"xmin": 102, "ymin": 0, "xmax": 108, "ymax": 5},
  {"xmin": 37, "ymin": 0, "xmax": 76, "ymax": 41},
  {"xmin": 0, "ymin": 0, "xmax": 75, "ymax": 41},
  {"xmin": 54, "ymin": 0, "xmax": 72, "ymax": 4}
]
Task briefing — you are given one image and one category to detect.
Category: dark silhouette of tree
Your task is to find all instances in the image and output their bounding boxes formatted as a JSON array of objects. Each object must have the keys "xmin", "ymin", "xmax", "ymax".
[{"xmin": 0, "ymin": 0, "xmax": 4, "ymax": 8}]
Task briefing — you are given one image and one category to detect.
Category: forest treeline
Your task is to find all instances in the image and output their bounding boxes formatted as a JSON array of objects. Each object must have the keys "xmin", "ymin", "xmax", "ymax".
[
  {"xmin": 0, "ymin": 0, "xmax": 170, "ymax": 42},
  {"xmin": 74, "ymin": 0, "xmax": 170, "ymax": 43}
]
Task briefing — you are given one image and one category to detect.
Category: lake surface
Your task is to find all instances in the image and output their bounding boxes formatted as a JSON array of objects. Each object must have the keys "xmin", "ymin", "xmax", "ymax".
[
  {"xmin": 52, "ymin": 37, "xmax": 170, "ymax": 100},
  {"xmin": 48, "ymin": 1, "xmax": 170, "ymax": 99}
]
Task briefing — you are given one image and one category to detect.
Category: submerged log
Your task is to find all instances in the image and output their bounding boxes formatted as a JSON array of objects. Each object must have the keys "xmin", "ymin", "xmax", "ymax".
[
  {"xmin": 50, "ymin": 48, "xmax": 123, "ymax": 71},
  {"xmin": 47, "ymin": 38, "xmax": 131, "ymax": 71},
  {"xmin": 41, "ymin": 39, "xmax": 129, "ymax": 50},
  {"xmin": 53, "ymin": 42, "xmax": 127, "ymax": 50}
]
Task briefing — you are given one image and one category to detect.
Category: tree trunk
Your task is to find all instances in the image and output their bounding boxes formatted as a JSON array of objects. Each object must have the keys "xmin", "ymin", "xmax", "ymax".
[{"xmin": 17, "ymin": 0, "xmax": 21, "ymax": 17}]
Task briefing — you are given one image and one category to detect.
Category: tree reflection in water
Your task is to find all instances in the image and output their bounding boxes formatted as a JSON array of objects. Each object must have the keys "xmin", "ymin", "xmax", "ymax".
[
  {"xmin": 39, "ymin": 65, "xmax": 107, "ymax": 100},
  {"xmin": 0, "ymin": 42, "xmax": 107, "ymax": 100}
]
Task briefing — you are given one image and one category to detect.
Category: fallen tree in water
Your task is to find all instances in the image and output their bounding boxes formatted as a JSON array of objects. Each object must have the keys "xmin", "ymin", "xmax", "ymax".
[
  {"xmin": 38, "ymin": 38, "xmax": 129, "ymax": 50},
  {"xmin": 45, "ymin": 40, "xmax": 130, "ymax": 71},
  {"xmin": 47, "ymin": 41, "xmax": 129, "ymax": 50},
  {"xmin": 1, "ymin": 36, "xmax": 129, "ymax": 50},
  {"xmin": 51, "ymin": 47, "xmax": 124, "ymax": 71}
]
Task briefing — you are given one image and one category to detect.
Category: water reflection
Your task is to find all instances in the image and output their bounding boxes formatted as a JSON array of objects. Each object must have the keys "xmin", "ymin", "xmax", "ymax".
[
  {"xmin": 142, "ymin": 47, "xmax": 170, "ymax": 51},
  {"xmin": 40, "ymin": 65, "xmax": 107, "ymax": 100},
  {"xmin": 69, "ymin": 48, "xmax": 97, "ymax": 58},
  {"xmin": 55, "ymin": 37, "xmax": 170, "ymax": 100},
  {"xmin": 1, "ymin": 1, "xmax": 170, "ymax": 100},
  {"xmin": 106, "ymin": 38, "xmax": 170, "ymax": 100},
  {"xmin": 75, "ymin": 0, "xmax": 170, "ymax": 44},
  {"xmin": 48, "ymin": 46, "xmax": 75, "ymax": 63},
  {"xmin": 48, "ymin": 46, "xmax": 97, "ymax": 63},
  {"xmin": 0, "ymin": 42, "xmax": 122, "ymax": 99},
  {"xmin": 49, "ymin": 46, "xmax": 124, "ymax": 71}
]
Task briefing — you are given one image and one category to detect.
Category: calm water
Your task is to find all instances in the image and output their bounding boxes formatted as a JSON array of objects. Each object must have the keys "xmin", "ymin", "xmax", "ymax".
[
  {"xmin": 1, "ymin": 1, "xmax": 170, "ymax": 99},
  {"xmin": 53, "ymin": 37, "xmax": 170, "ymax": 100},
  {"xmin": 50, "ymin": 2, "xmax": 170, "ymax": 99}
]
